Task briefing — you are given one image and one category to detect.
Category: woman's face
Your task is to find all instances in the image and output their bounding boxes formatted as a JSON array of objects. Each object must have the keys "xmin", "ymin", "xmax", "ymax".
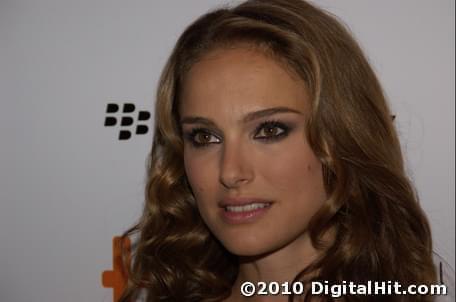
[{"xmin": 179, "ymin": 47, "xmax": 327, "ymax": 256}]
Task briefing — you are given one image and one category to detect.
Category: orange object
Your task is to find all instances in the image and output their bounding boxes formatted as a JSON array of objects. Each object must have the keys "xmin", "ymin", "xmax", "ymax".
[{"xmin": 102, "ymin": 236, "xmax": 131, "ymax": 302}]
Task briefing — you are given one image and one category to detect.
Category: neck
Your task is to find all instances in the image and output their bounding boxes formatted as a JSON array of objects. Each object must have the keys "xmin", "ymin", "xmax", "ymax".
[{"xmin": 227, "ymin": 230, "xmax": 331, "ymax": 302}]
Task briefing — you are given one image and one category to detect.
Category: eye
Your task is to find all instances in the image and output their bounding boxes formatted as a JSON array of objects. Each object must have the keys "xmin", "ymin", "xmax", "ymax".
[
  {"xmin": 254, "ymin": 120, "xmax": 290, "ymax": 141},
  {"xmin": 184, "ymin": 128, "xmax": 221, "ymax": 148}
]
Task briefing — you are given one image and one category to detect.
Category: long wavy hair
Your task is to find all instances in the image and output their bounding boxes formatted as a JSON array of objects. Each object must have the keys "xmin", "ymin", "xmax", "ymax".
[{"xmin": 120, "ymin": 1, "xmax": 437, "ymax": 301}]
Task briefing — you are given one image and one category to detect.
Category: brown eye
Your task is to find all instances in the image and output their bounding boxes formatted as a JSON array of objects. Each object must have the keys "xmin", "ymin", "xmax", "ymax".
[
  {"xmin": 194, "ymin": 132, "xmax": 214, "ymax": 144},
  {"xmin": 184, "ymin": 128, "xmax": 221, "ymax": 148},
  {"xmin": 262, "ymin": 125, "xmax": 282, "ymax": 137},
  {"xmin": 254, "ymin": 121, "xmax": 288, "ymax": 140}
]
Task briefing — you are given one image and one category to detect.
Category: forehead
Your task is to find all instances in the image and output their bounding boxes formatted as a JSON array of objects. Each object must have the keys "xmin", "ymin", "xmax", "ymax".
[{"xmin": 179, "ymin": 47, "xmax": 309, "ymax": 120}]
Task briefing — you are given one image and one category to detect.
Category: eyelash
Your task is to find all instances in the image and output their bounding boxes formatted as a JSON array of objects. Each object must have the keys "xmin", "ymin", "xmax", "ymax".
[{"xmin": 183, "ymin": 120, "xmax": 291, "ymax": 148}]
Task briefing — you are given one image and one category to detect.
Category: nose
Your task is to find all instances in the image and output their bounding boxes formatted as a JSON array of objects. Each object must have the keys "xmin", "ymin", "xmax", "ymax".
[{"xmin": 219, "ymin": 141, "xmax": 254, "ymax": 189}]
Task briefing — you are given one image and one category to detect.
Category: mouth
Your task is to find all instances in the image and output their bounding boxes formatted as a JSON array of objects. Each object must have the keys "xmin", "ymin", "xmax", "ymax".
[
  {"xmin": 224, "ymin": 202, "xmax": 272, "ymax": 212},
  {"xmin": 219, "ymin": 198, "xmax": 273, "ymax": 224}
]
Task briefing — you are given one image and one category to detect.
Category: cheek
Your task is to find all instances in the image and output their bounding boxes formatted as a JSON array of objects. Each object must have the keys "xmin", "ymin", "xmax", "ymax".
[
  {"xmin": 261, "ymin": 144, "xmax": 326, "ymax": 208},
  {"xmin": 183, "ymin": 151, "xmax": 217, "ymax": 204}
]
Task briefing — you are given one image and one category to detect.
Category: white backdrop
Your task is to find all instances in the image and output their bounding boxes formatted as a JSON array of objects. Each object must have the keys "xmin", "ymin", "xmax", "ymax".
[{"xmin": 0, "ymin": 0, "xmax": 454, "ymax": 301}]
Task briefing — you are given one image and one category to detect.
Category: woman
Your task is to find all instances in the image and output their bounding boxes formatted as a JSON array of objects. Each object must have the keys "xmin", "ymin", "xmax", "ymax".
[{"xmin": 120, "ymin": 0, "xmax": 437, "ymax": 301}]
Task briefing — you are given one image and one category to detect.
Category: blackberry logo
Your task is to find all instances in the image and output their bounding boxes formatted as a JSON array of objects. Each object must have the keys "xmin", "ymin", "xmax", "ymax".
[{"xmin": 104, "ymin": 103, "xmax": 151, "ymax": 140}]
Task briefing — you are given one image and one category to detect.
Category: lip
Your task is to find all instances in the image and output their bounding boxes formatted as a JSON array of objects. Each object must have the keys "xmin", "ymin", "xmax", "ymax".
[
  {"xmin": 219, "ymin": 197, "xmax": 273, "ymax": 224},
  {"xmin": 219, "ymin": 197, "xmax": 273, "ymax": 207}
]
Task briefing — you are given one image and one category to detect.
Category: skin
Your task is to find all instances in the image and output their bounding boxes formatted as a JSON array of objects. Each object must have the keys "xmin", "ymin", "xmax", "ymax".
[{"xmin": 179, "ymin": 46, "xmax": 327, "ymax": 301}]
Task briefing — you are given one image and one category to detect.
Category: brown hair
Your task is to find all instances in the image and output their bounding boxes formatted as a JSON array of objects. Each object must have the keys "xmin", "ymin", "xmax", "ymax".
[{"xmin": 120, "ymin": 1, "xmax": 437, "ymax": 301}]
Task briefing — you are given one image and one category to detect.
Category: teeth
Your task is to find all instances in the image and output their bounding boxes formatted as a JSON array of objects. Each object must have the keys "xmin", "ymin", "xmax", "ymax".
[{"xmin": 225, "ymin": 203, "xmax": 270, "ymax": 212}]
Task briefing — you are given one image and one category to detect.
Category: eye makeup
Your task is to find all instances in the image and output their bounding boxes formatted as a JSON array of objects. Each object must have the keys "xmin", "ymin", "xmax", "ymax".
[
  {"xmin": 182, "ymin": 119, "xmax": 294, "ymax": 149},
  {"xmin": 183, "ymin": 127, "xmax": 221, "ymax": 148},
  {"xmin": 253, "ymin": 119, "xmax": 291, "ymax": 142}
]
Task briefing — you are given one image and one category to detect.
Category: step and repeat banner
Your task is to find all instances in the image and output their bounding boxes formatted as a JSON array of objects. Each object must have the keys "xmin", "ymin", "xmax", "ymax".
[{"xmin": 1, "ymin": 0, "xmax": 454, "ymax": 301}]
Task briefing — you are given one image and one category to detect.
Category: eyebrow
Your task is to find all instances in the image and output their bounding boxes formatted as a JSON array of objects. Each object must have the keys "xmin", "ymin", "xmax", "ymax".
[{"xmin": 180, "ymin": 106, "xmax": 303, "ymax": 126}]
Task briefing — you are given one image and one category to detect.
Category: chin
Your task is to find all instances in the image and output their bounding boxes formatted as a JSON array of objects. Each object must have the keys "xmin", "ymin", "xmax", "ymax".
[
  {"xmin": 218, "ymin": 233, "xmax": 276, "ymax": 257},
  {"xmin": 225, "ymin": 244, "xmax": 262, "ymax": 257}
]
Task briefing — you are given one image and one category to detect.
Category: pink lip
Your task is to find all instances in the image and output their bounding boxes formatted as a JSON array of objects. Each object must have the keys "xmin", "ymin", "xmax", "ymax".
[
  {"xmin": 219, "ymin": 197, "xmax": 273, "ymax": 224},
  {"xmin": 218, "ymin": 197, "xmax": 273, "ymax": 207}
]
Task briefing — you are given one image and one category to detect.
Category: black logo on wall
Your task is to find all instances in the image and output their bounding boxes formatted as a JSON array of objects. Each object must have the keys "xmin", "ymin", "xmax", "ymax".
[{"xmin": 104, "ymin": 103, "xmax": 151, "ymax": 140}]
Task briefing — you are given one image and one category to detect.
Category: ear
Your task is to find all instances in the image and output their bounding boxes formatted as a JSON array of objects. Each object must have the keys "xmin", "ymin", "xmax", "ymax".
[
  {"xmin": 182, "ymin": 175, "xmax": 196, "ymax": 206},
  {"xmin": 319, "ymin": 138, "xmax": 335, "ymax": 170},
  {"xmin": 318, "ymin": 138, "xmax": 336, "ymax": 193}
]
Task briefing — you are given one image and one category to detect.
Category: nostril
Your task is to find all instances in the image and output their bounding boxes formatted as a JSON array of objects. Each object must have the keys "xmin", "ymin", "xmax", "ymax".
[{"xmin": 219, "ymin": 143, "xmax": 254, "ymax": 188}]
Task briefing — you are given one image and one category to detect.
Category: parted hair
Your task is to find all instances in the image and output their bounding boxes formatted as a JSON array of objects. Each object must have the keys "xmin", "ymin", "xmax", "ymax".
[{"xmin": 120, "ymin": 0, "xmax": 437, "ymax": 301}]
